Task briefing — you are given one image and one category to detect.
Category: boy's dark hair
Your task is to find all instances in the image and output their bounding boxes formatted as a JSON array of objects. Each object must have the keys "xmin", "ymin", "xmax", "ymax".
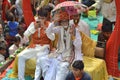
[
  {"xmin": 6, "ymin": 12, "xmax": 14, "ymax": 21},
  {"xmin": 13, "ymin": 36, "xmax": 21, "ymax": 42},
  {"xmin": 72, "ymin": 60, "xmax": 84, "ymax": 70},
  {"xmin": 102, "ymin": 18, "xmax": 113, "ymax": 32},
  {"xmin": 44, "ymin": 5, "xmax": 54, "ymax": 12},
  {"xmin": 38, "ymin": 8, "xmax": 48, "ymax": 17},
  {"xmin": 102, "ymin": 25, "xmax": 112, "ymax": 32}
]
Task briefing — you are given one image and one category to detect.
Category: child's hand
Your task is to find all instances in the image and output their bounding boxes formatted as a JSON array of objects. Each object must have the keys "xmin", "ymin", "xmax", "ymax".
[{"xmin": 50, "ymin": 48, "xmax": 56, "ymax": 53}]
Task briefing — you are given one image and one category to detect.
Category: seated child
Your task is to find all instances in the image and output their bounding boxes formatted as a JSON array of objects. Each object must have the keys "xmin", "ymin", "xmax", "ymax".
[
  {"xmin": 9, "ymin": 36, "xmax": 21, "ymax": 55},
  {"xmin": 65, "ymin": 60, "xmax": 92, "ymax": 80},
  {"xmin": 16, "ymin": 24, "xmax": 29, "ymax": 47},
  {"xmin": 97, "ymin": 25, "xmax": 112, "ymax": 48},
  {"xmin": 96, "ymin": 25, "xmax": 112, "ymax": 59}
]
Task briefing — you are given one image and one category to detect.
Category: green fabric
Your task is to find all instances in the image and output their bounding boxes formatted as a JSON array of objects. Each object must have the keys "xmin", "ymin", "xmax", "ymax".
[
  {"xmin": 88, "ymin": 9, "xmax": 97, "ymax": 19},
  {"xmin": 81, "ymin": 13, "xmax": 103, "ymax": 41}
]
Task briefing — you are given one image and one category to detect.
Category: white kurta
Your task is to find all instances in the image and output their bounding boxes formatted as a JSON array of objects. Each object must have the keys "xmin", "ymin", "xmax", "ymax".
[
  {"xmin": 34, "ymin": 22, "xmax": 83, "ymax": 80},
  {"xmin": 47, "ymin": 22, "xmax": 83, "ymax": 61},
  {"xmin": 16, "ymin": 33, "xmax": 29, "ymax": 47},
  {"xmin": 18, "ymin": 22, "xmax": 55, "ymax": 80},
  {"xmin": 9, "ymin": 44, "xmax": 19, "ymax": 55},
  {"xmin": 70, "ymin": 20, "xmax": 90, "ymax": 37},
  {"xmin": 97, "ymin": 0, "xmax": 116, "ymax": 22}
]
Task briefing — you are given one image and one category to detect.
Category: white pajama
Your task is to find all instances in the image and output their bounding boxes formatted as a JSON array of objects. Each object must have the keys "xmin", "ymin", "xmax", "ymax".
[
  {"xmin": 34, "ymin": 56, "xmax": 58, "ymax": 80},
  {"xmin": 34, "ymin": 55, "xmax": 69, "ymax": 80},
  {"xmin": 55, "ymin": 61, "xmax": 69, "ymax": 80},
  {"xmin": 18, "ymin": 45, "xmax": 49, "ymax": 80}
]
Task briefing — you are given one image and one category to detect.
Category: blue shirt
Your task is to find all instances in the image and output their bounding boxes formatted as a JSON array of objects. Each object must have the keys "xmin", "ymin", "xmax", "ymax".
[
  {"xmin": 8, "ymin": 21, "xmax": 19, "ymax": 36},
  {"xmin": 66, "ymin": 71, "xmax": 92, "ymax": 80}
]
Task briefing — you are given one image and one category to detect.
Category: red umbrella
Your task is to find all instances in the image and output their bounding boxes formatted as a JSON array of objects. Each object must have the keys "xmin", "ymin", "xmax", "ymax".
[
  {"xmin": 52, "ymin": 1, "xmax": 86, "ymax": 16},
  {"xmin": 51, "ymin": 1, "xmax": 87, "ymax": 21},
  {"xmin": 59, "ymin": 0, "xmax": 78, "ymax": 3}
]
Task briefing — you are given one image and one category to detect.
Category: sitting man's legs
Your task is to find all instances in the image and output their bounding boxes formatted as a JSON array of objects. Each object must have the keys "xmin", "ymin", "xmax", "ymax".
[
  {"xmin": 18, "ymin": 49, "xmax": 37, "ymax": 80},
  {"xmin": 56, "ymin": 61, "xmax": 70, "ymax": 80},
  {"xmin": 34, "ymin": 56, "xmax": 58, "ymax": 80}
]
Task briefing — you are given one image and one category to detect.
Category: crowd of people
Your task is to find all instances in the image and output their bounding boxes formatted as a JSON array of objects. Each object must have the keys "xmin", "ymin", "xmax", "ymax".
[{"xmin": 0, "ymin": 0, "xmax": 117, "ymax": 80}]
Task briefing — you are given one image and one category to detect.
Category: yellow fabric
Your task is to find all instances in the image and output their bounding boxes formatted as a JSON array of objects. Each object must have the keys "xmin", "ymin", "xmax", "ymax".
[
  {"xmin": 52, "ymin": 31, "xmax": 97, "ymax": 57},
  {"xmin": 80, "ymin": 31, "xmax": 97, "ymax": 57},
  {"xmin": 39, "ymin": 0, "xmax": 50, "ymax": 8},
  {"xmin": 83, "ymin": 56, "xmax": 108, "ymax": 80},
  {"xmin": 103, "ymin": 0, "xmax": 113, "ymax": 3},
  {"xmin": 9, "ymin": 31, "xmax": 98, "ymax": 78},
  {"xmin": 9, "ymin": 56, "xmax": 108, "ymax": 80}
]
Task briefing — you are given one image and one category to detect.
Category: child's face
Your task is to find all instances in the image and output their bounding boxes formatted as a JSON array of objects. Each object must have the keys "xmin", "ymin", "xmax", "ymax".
[
  {"xmin": 60, "ymin": 20, "xmax": 69, "ymax": 28},
  {"xmin": 38, "ymin": 16, "xmax": 47, "ymax": 27},
  {"xmin": 72, "ymin": 68, "xmax": 82, "ymax": 78},
  {"xmin": 15, "ymin": 41, "xmax": 20, "ymax": 47},
  {"xmin": 103, "ymin": 32, "xmax": 112, "ymax": 39},
  {"xmin": 73, "ymin": 14, "xmax": 80, "ymax": 20}
]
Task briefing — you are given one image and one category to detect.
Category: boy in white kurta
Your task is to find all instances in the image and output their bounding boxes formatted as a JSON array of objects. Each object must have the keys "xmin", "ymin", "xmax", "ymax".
[{"xmin": 18, "ymin": 9, "xmax": 55, "ymax": 80}]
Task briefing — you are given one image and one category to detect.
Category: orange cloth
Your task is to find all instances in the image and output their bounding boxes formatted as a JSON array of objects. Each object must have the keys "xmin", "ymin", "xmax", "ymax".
[
  {"xmin": 75, "ymin": 78, "xmax": 80, "ymax": 80},
  {"xmin": 28, "ymin": 21, "xmax": 52, "ymax": 49},
  {"xmin": 0, "ymin": 60, "xmax": 14, "ymax": 79},
  {"xmin": 54, "ymin": 11, "xmax": 69, "ymax": 22},
  {"xmin": 105, "ymin": 0, "xmax": 120, "ymax": 77}
]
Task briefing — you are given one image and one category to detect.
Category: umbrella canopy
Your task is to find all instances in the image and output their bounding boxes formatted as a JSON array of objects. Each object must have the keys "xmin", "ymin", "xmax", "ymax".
[
  {"xmin": 52, "ymin": 1, "xmax": 87, "ymax": 15},
  {"xmin": 51, "ymin": 1, "xmax": 87, "ymax": 21}
]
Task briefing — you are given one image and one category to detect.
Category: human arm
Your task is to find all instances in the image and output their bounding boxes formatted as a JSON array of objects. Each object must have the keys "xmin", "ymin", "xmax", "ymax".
[
  {"xmin": 45, "ymin": 22, "xmax": 58, "ymax": 41},
  {"xmin": 46, "ymin": 22, "xmax": 61, "ymax": 34},
  {"xmin": 24, "ymin": 22, "xmax": 36, "ymax": 38}
]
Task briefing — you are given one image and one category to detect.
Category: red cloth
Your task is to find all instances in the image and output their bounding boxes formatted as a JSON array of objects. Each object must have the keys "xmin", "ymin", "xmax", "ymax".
[
  {"xmin": 105, "ymin": 0, "xmax": 120, "ymax": 77},
  {"xmin": 2, "ymin": 0, "xmax": 11, "ymax": 21},
  {"xmin": 0, "ymin": 70, "xmax": 6, "ymax": 79},
  {"xmin": 97, "ymin": 23, "xmax": 102, "ymax": 31},
  {"xmin": 22, "ymin": 0, "xmax": 35, "ymax": 27}
]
